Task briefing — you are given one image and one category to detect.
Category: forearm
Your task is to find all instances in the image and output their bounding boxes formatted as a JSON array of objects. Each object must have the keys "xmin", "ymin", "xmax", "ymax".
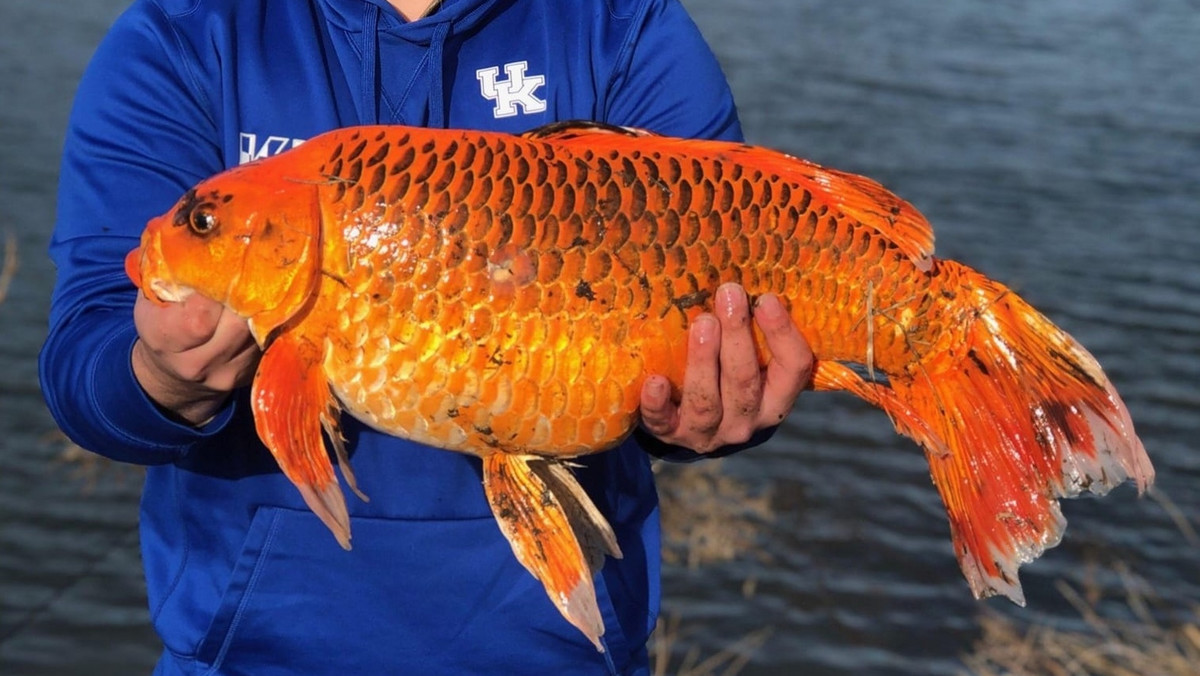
[{"xmin": 40, "ymin": 305, "xmax": 234, "ymax": 465}]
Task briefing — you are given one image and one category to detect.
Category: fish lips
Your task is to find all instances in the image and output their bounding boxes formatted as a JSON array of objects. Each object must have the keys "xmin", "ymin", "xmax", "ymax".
[{"xmin": 124, "ymin": 244, "xmax": 195, "ymax": 306}]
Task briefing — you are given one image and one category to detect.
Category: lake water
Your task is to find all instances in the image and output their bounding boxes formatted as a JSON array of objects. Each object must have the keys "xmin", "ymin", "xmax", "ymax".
[{"xmin": 1, "ymin": 1, "xmax": 1197, "ymax": 674}]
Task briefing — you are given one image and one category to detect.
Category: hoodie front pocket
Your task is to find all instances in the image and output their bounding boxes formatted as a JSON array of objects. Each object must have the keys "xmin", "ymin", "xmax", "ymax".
[{"xmin": 195, "ymin": 505, "xmax": 623, "ymax": 675}]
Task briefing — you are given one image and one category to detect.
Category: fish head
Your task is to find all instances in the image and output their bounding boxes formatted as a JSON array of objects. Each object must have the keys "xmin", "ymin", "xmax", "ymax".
[{"xmin": 126, "ymin": 164, "xmax": 323, "ymax": 343}]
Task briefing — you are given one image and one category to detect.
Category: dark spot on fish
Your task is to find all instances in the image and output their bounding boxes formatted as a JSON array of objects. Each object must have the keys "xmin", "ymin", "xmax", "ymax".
[
  {"xmin": 327, "ymin": 143, "xmax": 344, "ymax": 164},
  {"xmin": 967, "ymin": 348, "xmax": 990, "ymax": 376},
  {"xmin": 1040, "ymin": 400, "xmax": 1080, "ymax": 444},
  {"xmin": 495, "ymin": 213, "xmax": 514, "ymax": 248},
  {"xmin": 514, "ymin": 182, "xmax": 534, "ymax": 219},
  {"xmin": 347, "ymin": 158, "xmax": 363, "ymax": 186},
  {"xmin": 222, "ymin": 194, "xmax": 233, "ymax": 204},
  {"xmin": 494, "ymin": 152, "xmax": 511, "ymax": 179},
  {"xmin": 797, "ymin": 188, "xmax": 812, "ymax": 214},
  {"xmin": 718, "ymin": 180, "xmax": 734, "ymax": 211},
  {"xmin": 474, "ymin": 175, "xmax": 494, "ymax": 207},
  {"xmin": 433, "ymin": 161, "xmax": 456, "ymax": 193},
  {"xmin": 580, "ymin": 182, "xmax": 597, "ymax": 215},
  {"xmin": 1049, "ymin": 347, "xmax": 1104, "ymax": 389},
  {"xmin": 666, "ymin": 157, "xmax": 681, "ymax": 184},
  {"xmin": 441, "ymin": 140, "xmax": 458, "ymax": 160},
  {"xmin": 698, "ymin": 179, "xmax": 715, "ymax": 215},
  {"xmin": 496, "ymin": 177, "xmax": 516, "ymax": 213},
  {"xmin": 477, "ymin": 146, "xmax": 495, "ymax": 175},
  {"xmin": 513, "ymin": 156, "xmax": 530, "ymax": 184},
  {"xmin": 390, "ymin": 146, "xmax": 415, "ymax": 175},
  {"xmin": 628, "ymin": 180, "xmax": 647, "ymax": 221},
  {"xmin": 388, "ymin": 172, "xmax": 411, "ymax": 203},
  {"xmin": 534, "ymin": 182, "xmax": 554, "ymax": 219},
  {"xmin": 739, "ymin": 178, "xmax": 754, "ymax": 210},
  {"xmin": 654, "ymin": 210, "xmax": 677, "ymax": 248},
  {"xmin": 572, "ymin": 158, "xmax": 589, "ymax": 186},
  {"xmin": 347, "ymin": 139, "xmax": 368, "ymax": 162},
  {"xmin": 366, "ymin": 143, "xmax": 390, "ymax": 167},
  {"xmin": 421, "ymin": 140, "xmax": 436, "ymax": 154},
  {"xmin": 672, "ymin": 291, "xmax": 712, "ymax": 312},
  {"xmin": 674, "ymin": 180, "xmax": 692, "ymax": 213},
  {"xmin": 557, "ymin": 183, "xmax": 575, "ymax": 218},
  {"xmin": 459, "ymin": 141, "xmax": 476, "ymax": 169},
  {"xmin": 575, "ymin": 280, "xmax": 595, "ymax": 301},
  {"xmin": 531, "ymin": 156, "xmax": 547, "ymax": 186},
  {"xmin": 413, "ymin": 153, "xmax": 438, "ymax": 183},
  {"xmin": 445, "ymin": 204, "xmax": 470, "ymax": 235},
  {"xmin": 411, "ymin": 182, "xmax": 429, "ymax": 209},
  {"xmin": 366, "ymin": 163, "xmax": 386, "ymax": 196},
  {"xmin": 620, "ymin": 157, "xmax": 638, "ymax": 187},
  {"xmin": 599, "ymin": 181, "xmax": 621, "ymax": 219}
]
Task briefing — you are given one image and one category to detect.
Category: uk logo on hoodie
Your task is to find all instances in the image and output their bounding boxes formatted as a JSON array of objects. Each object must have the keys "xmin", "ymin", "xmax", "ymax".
[{"xmin": 476, "ymin": 61, "xmax": 547, "ymax": 118}]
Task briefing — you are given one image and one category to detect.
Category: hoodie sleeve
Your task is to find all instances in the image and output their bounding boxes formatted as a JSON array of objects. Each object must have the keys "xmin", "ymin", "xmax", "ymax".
[
  {"xmin": 602, "ymin": 0, "xmax": 744, "ymax": 143},
  {"xmin": 39, "ymin": 1, "xmax": 235, "ymax": 464}
]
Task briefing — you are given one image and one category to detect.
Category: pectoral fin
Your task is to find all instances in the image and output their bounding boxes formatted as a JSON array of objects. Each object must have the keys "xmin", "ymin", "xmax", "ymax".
[
  {"xmin": 483, "ymin": 453, "xmax": 619, "ymax": 652},
  {"xmin": 253, "ymin": 332, "xmax": 355, "ymax": 549}
]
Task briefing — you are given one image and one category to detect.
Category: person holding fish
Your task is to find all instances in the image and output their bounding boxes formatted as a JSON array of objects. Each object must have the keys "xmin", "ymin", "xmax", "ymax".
[{"xmin": 41, "ymin": 0, "xmax": 812, "ymax": 673}]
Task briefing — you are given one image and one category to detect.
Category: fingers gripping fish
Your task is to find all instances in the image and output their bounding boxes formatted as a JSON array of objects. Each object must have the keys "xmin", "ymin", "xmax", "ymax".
[{"xmin": 125, "ymin": 121, "xmax": 1154, "ymax": 650}]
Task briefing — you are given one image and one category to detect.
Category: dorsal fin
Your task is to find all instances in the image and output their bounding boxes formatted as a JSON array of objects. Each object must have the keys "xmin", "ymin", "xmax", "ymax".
[
  {"xmin": 526, "ymin": 129, "xmax": 935, "ymax": 269},
  {"xmin": 778, "ymin": 154, "xmax": 935, "ymax": 270},
  {"xmin": 521, "ymin": 120, "xmax": 657, "ymax": 142}
]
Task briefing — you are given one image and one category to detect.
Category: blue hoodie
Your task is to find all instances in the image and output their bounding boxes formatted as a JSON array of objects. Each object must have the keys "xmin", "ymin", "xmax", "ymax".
[{"xmin": 41, "ymin": 0, "xmax": 743, "ymax": 673}]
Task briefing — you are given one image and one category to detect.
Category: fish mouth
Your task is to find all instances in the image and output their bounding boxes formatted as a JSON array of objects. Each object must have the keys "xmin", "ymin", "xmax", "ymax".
[
  {"xmin": 148, "ymin": 279, "xmax": 196, "ymax": 303},
  {"xmin": 125, "ymin": 244, "xmax": 195, "ymax": 305}
]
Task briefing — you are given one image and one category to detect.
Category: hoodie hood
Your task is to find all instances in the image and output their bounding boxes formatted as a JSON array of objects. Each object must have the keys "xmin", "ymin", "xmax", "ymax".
[{"xmin": 316, "ymin": 0, "xmax": 503, "ymax": 126}]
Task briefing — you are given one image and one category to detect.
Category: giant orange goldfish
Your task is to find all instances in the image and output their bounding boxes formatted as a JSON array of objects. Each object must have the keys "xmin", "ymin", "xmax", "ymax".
[{"xmin": 126, "ymin": 121, "xmax": 1154, "ymax": 650}]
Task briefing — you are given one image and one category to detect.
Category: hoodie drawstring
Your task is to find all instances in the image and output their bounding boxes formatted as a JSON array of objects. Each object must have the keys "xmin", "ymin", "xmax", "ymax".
[
  {"xmin": 359, "ymin": 2, "xmax": 381, "ymax": 124},
  {"xmin": 355, "ymin": 2, "xmax": 453, "ymax": 127},
  {"xmin": 428, "ymin": 21, "xmax": 450, "ymax": 128}
]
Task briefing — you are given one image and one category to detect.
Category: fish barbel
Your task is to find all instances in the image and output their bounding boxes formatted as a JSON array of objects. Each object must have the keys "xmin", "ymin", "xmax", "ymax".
[{"xmin": 126, "ymin": 121, "xmax": 1154, "ymax": 650}]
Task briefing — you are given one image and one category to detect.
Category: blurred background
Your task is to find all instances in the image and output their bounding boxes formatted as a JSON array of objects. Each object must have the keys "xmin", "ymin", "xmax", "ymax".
[{"xmin": 1, "ymin": 1, "xmax": 1197, "ymax": 674}]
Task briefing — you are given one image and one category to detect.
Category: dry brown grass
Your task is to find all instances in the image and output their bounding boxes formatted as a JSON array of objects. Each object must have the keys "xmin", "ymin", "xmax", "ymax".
[
  {"xmin": 654, "ymin": 458, "xmax": 774, "ymax": 570},
  {"xmin": 962, "ymin": 492, "xmax": 1200, "ymax": 676},
  {"xmin": 652, "ymin": 612, "xmax": 773, "ymax": 676},
  {"xmin": 963, "ymin": 571, "xmax": 1200, "ymax": 676},
  {"xmin": 650, "ymin": 459, "xmax": 775, "ymax": 675},
  {"xmin": 0, "ymin": 230, "xmax": 16, "ymax": 306},
  {"xmin": 47, "ymin": 429, "xmax": 143, "ymax": 492}
]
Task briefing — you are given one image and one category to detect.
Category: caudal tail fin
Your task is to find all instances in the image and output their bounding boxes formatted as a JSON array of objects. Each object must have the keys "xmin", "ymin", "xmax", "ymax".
[{"xmin": 887, "ymin": 261, "xmax": 1153, "ymax": 604}]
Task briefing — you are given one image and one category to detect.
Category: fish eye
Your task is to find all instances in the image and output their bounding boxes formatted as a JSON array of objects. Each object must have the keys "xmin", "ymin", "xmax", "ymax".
[{"xmin": 189, "ymin": 208, "xmax": 217, "ymax": 234}]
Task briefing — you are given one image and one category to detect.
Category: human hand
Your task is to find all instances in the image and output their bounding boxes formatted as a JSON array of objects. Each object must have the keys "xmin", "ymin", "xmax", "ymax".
[
  {"xmin": 639, "ymin": 283, "xmax": 812, "ymax": 454},
  {"xmin": 131, "ymin": 291, "xmax": 261, "ymax": 426}
]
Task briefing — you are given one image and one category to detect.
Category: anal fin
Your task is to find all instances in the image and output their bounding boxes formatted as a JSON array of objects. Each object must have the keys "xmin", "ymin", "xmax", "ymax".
[
  {"xmin": 483, "ymin": 453, "xmax": 617, "ymax": 651},
  {"xmin": 812, "ymin": 360, "xmax": 947, "ymax": 458}
]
